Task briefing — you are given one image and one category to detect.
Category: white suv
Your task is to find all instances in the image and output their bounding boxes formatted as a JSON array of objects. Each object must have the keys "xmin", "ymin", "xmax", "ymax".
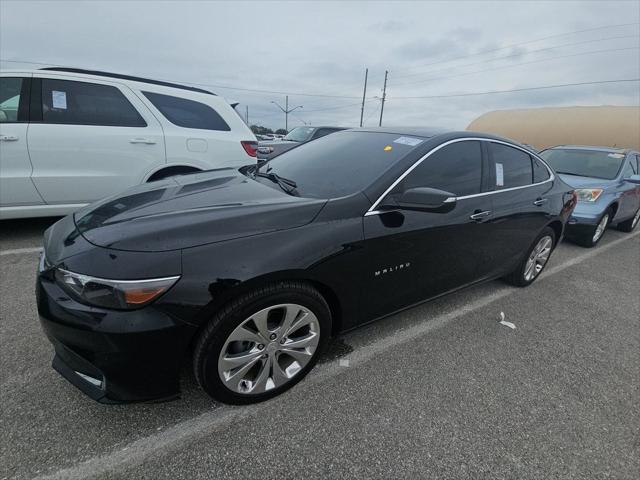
[{"xmin": 0, "ymin": 68, "xmax": 258, "ymax": 219}]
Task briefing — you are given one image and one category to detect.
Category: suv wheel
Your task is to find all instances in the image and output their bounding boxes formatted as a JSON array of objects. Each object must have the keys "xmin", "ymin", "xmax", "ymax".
[
  {"xmin": 193, "ymin": 282, "xmax": 331, "ymax": 404},
  {"xmin": 575, "ymin": 208, "xmax": 612, "ymax": 247},
  {"xmin": 504, "ymin": 227, "xmax": 556, "ymax": 287},
  {"xmin": 617, "ymin": 208, "xmax": 640, "ymax": 233}
]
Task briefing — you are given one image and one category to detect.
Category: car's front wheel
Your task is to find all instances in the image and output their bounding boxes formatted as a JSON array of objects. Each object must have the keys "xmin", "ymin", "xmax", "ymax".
[
  {"xmin": 504, "ymin": 227, "xmax": 556, "ymax": 287},
  {"xmin": 574, "ymin": 208, "xmax": 612, "ymax": 247},
  {"xmin": 617, "ymin": 207, "xmax": 640, "ymax": 233},
  {"xmin": 193, "ymin": 282, "xmax": 331, "ymax": 404}
]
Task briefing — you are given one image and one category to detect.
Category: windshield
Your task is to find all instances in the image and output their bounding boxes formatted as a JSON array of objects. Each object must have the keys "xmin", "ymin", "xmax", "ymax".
[
  {"xmin": 255, "ymin": 131, "xmax": 424, "ymax": 198},
  {"xmin": 540, "ymin": 148, "xmax": 625, "ymax": 180},
  {"xmin": 284, "ymin": 127, "xmax": 315, "ymax": 142}
]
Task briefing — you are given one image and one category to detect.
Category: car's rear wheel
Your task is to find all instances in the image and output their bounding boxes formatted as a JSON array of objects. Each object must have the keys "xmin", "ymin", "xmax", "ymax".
[
  {"xmin": 193, "ymin": 282, "xmax": 331, "ymax": 404},
  {"xmin": 574, "ymin": 208, "xmax": 612, "ymax": 247},
  {"xmin": 617, "ymin": 207, "xmax": 640, "ymax": 233},
  {"xmin": 504, "ymin": 227, "xmax": 556, "ymax": 287}
]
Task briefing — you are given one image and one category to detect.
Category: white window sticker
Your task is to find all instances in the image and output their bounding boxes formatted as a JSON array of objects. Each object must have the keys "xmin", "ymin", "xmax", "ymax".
[
  {"xmin": 608, "ymin": 153, "xmax": 624, "ymax": 159},
  {"xmin": 52, "ymin": 90, "xmax": 67, "ymax": 109},
  {"xmin": 393, "ymin": 136, "xmax": 423, "ymax": 147},
  {"xmin": 496, "ymin": 162, "xmax": 504, "ymax": 187}
]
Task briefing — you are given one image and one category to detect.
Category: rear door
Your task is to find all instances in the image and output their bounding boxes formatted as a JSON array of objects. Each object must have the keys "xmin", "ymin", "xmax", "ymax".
[
  {"xmin": 27, "ymin": 75, "xmax": 165, "ymax": 204},
  {"xmin": 362, "ymin": 139, "xmax": 492, "ymax": 318},
  {"xmin": 484, "ymin": 141, "xmax": 553, "ymax": 276},
  {"xmin": 0, "ymin": 75, "xmax": 44, "ymax": 207}
]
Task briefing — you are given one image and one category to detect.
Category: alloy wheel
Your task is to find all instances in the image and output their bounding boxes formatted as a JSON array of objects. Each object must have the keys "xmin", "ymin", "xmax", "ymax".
[
  {"xmin": 592, "ymin": 213, "xmax": 609, "ymax": 243},
  {"xmin": 632, "ymin": 209, "xmax": 640, "ymax": 229},
  {"xmin": 524, "ymin": 235, "xmax": 553, "ymax": 281},
  {"xmin": 218, "ymin": 303, "xmax": 320, "ymax": 395}
]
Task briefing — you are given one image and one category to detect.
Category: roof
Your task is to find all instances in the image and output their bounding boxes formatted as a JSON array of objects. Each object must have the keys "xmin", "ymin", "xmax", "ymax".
[
  {"xmin": 546, "ymin": 145, "xmax": 632, "ymax": 154},
  {"xmin": 347, "ymin": 126, "xmax": 447, "ymax": 138},
  {"xmin": 38, "ymin": 67, "xmax": 216, "ymax": 96}
]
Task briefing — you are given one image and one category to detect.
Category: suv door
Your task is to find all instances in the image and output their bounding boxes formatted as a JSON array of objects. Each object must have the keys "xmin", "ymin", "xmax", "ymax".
[
  {"xmin": 485, "ymin": 141, "xmax": 553, "ymax": 276},
  {"xmin": 618, "ymin": 155, "xmax": 640, "ymax": 219},
  {"xmin": 362, "ymin": 140, "xmax": 492, "ymax": 319},
  {"xmin": 27, "ymin": 76, "xmax": 165, "ymax": 204},
  {"xmin": 0, "ymin": 75, "xmax": 45, "ymax": 209}
]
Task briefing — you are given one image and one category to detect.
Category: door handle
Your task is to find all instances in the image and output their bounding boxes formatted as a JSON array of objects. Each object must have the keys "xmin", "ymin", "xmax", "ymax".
[
  {"xmin": 129, "ymin": 138, "xmax": 156, "ymax": 144},
  {"xmin": 0, "ymin": 135, "xmax": 19, "ymax": 141},
  {"xmin": 533, "ymin": 198, "xmax": 548, "ymax": 206},
  {"xmin": 470, "ymin": 210, "xmax": 491, "ymax": 221}
]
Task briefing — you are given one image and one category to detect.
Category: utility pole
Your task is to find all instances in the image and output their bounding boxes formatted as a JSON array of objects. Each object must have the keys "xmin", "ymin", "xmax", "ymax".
[
  {"xmin": 245, "ymin": 105, "xmax": 249, "ymax": 125},
  {"xmin": 271, "ymin": 95, "xmax": 303, "ymax": 133},
  {"xmin": 379, "ymin": 70, "xmax": 388, "ymax": 127},
  {"xmin": 360, "ymin": 68, "xmax": 368, "ymax": 127}
]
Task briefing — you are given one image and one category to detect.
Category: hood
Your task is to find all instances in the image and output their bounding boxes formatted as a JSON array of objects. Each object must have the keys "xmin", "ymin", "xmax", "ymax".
[
  {"xmin": 74, "ymin": 169, "xmax": 327, "ymax": 252},
  {"xmin": 558, "ymin": 174, "xmax": 616, "ymax": 189}
]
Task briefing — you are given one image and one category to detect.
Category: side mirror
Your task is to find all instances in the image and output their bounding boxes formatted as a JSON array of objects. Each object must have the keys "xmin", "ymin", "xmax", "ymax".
[
  {"xmin": 381, "ymin": 187, "xmax": 457, "ymax": 212},
  {"xmin": 625, "ymin": 174, "xmax": 640, "ymax": 185}
]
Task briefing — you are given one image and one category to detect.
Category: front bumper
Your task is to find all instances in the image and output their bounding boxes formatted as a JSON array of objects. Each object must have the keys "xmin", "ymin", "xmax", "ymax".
[
  {"xmin": 564, "ymin": 201, "xmax": 607, "ymax": 237},
  {"xmin": 37, "ymin": 272, "xmax": 197, "ymax": 404}
]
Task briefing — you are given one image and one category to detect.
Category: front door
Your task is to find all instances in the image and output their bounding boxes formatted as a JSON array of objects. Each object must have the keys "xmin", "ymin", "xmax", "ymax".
[
  {"xmin": 361, "ymin": 140, "xmax": 493, "ymax": 319},
  {"xmin": 0, "ymin": 76, "xmax": 44, "ymax": 208},
  {"xmin": 27, "ymin": 76, "xmax": 165, "ymax": 205}
]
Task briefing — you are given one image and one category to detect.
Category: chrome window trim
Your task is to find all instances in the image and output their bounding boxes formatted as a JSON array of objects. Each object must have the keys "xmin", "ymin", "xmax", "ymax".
[{"xmin": 365, "ymin": 137, "xmax": 555, "ymax": 216}]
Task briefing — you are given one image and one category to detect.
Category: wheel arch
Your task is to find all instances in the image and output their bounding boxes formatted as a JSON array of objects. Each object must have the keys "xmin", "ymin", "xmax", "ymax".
[
  {"xmin": 146, "ymin": 165, "xmax": 202, "ymax": 182},
  {"xmin": 546, "ymin": 219, "xmax": 564, "ymax": 246}
]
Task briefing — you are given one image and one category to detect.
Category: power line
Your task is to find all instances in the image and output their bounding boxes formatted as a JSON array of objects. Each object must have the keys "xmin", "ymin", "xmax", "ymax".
[
  {"xmin": 391, "ymin": 22, "xmax": 639, "ymax": 75},
  {"xmin": 391, "ymin": 33, "xmax": 639, "ymax": 81},
  {"xmin": 0, "ymin": 58, "xmax": 364, "ymax": 99},
  {"xmin": 393, "ymin": 47, "xmax": 640, "ymax": 87},
  {"xmin": 389, "ymin": 78, "xmax": 640, "ymax": 100}
]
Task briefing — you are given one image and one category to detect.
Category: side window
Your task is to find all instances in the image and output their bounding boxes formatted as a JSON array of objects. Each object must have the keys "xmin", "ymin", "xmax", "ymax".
[
  {"xmin": 621, "ymin": 160, "xmax": 635, "ymax": 179},
  {"xmin": 142, "ymin": 91, "xmax": 230, "ymax": 131},
  {"xmin": 399, "ymin": 140, "xmax": 483, "ymax": 197},
  {"xmin": 532, "ymin": 157, "xmax": 551, "ymax": 183},
  {"xmin": 0, "ymin": 77, "xmax": 24, "ymax": 123},
  {"xmin": 490, "ymin": 143, "xmax": 533, "ymax": 189},
  {"xmin": 41, "ymin": 79, "xmax": 146, "ymax": 127},
  {"xmin": 635, "ymin": 155, "xmax": 640, "ymax": 173}
]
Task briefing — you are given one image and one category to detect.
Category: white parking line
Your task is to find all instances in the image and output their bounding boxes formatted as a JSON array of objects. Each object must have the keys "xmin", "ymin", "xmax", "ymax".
[
  {"xmin": 35, "ymin": 230, "xmax": 640, "ymax": 480},
  {"xmin": 0, "ymin": 246, "xmax": 43, "ymax": 256}
]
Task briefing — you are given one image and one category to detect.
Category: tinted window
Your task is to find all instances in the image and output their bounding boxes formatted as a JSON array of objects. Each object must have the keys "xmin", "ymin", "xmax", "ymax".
[
  {"xmin": 41, "ymin": 79, "xmax": 146, "ymax": 127},
  {"xmin": 142, "ymin": 91, "xmax": 230, "ymax": 131},
  {"xmin": 261, "ymin": 131, "xmax": 424, "ymax": 198},
  {"xmin": 313, "ymin": 128, "xmax": 338, "ymax": 139},
  {"xmin": 539, "ymin": 148, "xmax": 624, "ymax": 180},
  {"xmin": 532, "ymin": 157, "xmax": 551, "ymax": 183},
  {"xmin": 490, "ymin": 143, "xmax": 532, "ymax": 188},
  {"xmin": 635, "ymin": 155, "xmax": 640, "ymax": 173},
  {"xmin": 398, "ymin": 141, "xmax": 482, "ymax": 196},
  {"xmin": 621, "ymin": 161, "xmax": 635, "ymax": 179},
  {"xmin": 0, "ymin": 77, "xmax": 23, "ymax": 123}
]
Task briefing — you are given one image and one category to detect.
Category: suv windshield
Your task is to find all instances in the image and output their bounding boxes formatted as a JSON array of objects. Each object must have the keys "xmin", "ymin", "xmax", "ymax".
[
  {"xmin": 284, "ymin": 127, "xmax": 314, "ymax": 142},
  {"xmin": 540, "ymin": 148, "xmax": 625, "ymax": 180},
  {"xmin": 254, "ymin": 131, "xmax": 424, "ymax": 198}
]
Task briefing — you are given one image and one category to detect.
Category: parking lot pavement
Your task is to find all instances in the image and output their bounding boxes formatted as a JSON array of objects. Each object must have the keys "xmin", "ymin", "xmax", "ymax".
[{"xmin": 1, "ymin": 219, "xmax": 638, "ymax": 480}]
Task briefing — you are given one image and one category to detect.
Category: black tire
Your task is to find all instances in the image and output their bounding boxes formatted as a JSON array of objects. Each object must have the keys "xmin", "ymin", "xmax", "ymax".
[
  {"xmin": 573, "ymin": 207, "xmax": 613, "ymax": 248},
  {"xmin": 617, "ymin": 207, "xmax": 640, "ymax": 233},
  {"xmin": 504, "ymin": 227, "xmax": 556, "ymax": 287},
  {"xmin": 193, "ymin": 281, "xmax": 331, "ymax": 405}
]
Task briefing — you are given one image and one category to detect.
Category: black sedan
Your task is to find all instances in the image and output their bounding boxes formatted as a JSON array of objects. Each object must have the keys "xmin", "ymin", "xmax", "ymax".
[{"xmin": 37, "ymin": 128, "xmax": 576, "ymax": 405}]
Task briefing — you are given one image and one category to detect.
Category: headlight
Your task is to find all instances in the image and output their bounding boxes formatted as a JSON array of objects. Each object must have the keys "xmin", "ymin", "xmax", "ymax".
[
  {"xmin": 575, "ymin": 188, "xmax": 604, "ymax": 202},
  {"xmin": 54, "ymin": 268, "xmax": 179, "ymax": 309}
]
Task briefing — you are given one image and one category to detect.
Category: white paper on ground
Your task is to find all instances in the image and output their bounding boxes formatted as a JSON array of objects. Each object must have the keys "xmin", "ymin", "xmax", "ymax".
[
  {"xmin": 339, "ymin": 359, "xmax": 350, "ymax": 367},
  {"xmin": 498, "ymin": 311, "xmax": 516, "ymax": 329}
]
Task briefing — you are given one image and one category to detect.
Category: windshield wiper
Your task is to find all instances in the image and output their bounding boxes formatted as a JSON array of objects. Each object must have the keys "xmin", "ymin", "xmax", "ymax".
[{"xmin": 255, "ymin": 171, "xmax": 298, "ymax": 195}]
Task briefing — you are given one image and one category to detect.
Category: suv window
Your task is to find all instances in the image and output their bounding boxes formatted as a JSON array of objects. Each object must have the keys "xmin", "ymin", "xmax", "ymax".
[
  {"xmin": 621, "ymin": 160, "xmax": 635, "ymax": 178},
  {"xmin": 398, "ymin": 140, "xmax": 482, "ymax": 197},
  {"xmin": 142, "ymin": 91, "xmax": 230, "ymax": 131},
  {"xmin": 490, "ymin": 143, "xmax": 533, "ymax": 189},
  {"xmin": 532, "ymin": 157, "xmax": 551, "ymax": 183},
  {"xmin": 41, "ymin": 79, "xmax": 146, "ymax": 127},
  {"xmin": 0, "ymin": 77, "xmax": 24, "ymax": 123}
]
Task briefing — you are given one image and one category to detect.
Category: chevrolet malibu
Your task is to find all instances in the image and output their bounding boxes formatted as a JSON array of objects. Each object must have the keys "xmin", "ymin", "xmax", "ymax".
[{"xmin": 37, "ymin": 128, "xmax": 576, "ymax": 405}]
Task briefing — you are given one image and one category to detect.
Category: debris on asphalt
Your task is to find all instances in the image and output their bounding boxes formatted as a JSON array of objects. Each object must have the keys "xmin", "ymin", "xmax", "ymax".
[
  {"xmin": 498, "ymin": 311, "xmax": 516, "ymax": 329},
  {"xmin": 339, "ymin": 359, "xmax": 350, "ymax": 367}
]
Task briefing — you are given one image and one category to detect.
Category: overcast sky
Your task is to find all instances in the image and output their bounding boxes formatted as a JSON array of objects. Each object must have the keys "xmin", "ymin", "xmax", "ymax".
[{"xmin": 1, "ymin": 0, "xmax": 639, "ymax": 131}]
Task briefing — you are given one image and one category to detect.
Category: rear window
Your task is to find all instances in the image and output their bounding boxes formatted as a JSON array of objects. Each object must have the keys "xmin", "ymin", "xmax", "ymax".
[
  {"xmin": 262, "ymin": 131, "xmax": 424, "ymax": 198},
  {"xmin": 540, "ymin": 148, "xmax": 624, "ymax": 180},
  {"xmin": 142, "ymin": 91, "xmax": 230, "ymax": 131}
]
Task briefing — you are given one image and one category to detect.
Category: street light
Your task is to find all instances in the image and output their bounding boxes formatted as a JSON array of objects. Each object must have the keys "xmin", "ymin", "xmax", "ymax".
[{"xmin": 271, "ymin": 95, "xmax": 302, "ymax": 132}]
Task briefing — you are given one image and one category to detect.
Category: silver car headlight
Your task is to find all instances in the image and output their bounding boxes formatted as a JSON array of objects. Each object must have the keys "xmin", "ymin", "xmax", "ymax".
[
  {"xmin": 574, "ymin": 188, "xmax": 604, "ymax": 202},
  {"xmin": 54, "ymin": 268, "xmax": 179, "ymax": 310}
]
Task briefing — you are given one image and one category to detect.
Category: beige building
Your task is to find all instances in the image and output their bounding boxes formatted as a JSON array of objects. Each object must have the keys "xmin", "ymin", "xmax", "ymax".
[{"xmin": 467, "ymin": 106, "xmax": 640, "ymax": 151}]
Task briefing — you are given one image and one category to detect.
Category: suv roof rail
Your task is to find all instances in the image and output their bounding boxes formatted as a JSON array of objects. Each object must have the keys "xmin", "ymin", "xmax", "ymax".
[{"xmin": 39, "ymin": 67, "xmax": 216, "ymax": 96}]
